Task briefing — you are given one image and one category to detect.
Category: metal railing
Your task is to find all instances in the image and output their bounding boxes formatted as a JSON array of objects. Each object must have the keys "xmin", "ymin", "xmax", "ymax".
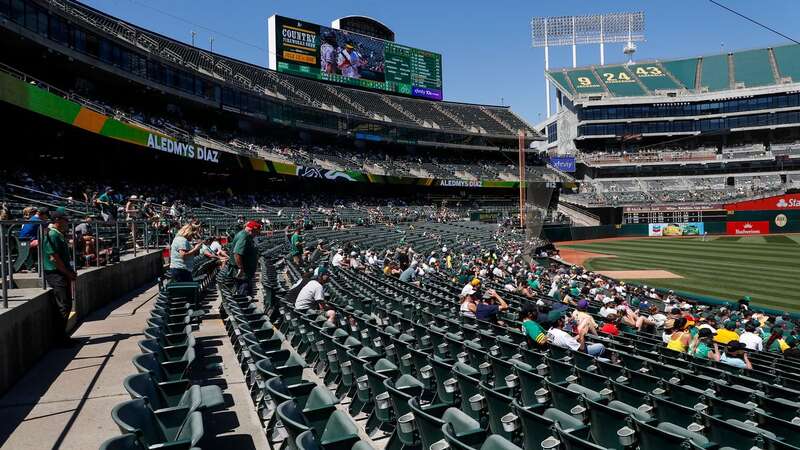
[{"xmin": 0, "ymin": 219, "xmax": 167, "ymax": 308}]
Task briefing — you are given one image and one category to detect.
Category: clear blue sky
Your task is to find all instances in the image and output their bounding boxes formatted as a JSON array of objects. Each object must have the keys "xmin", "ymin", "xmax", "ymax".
[{"xmin": 83, "ymin": 0, "xmax": 799, "ymax": 125}]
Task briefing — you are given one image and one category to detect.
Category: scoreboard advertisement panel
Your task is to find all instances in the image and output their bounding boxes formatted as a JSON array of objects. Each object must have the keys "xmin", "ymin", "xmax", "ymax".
[{"xmin": 268, "ymin": 15, "xmax": 443, "ymax": 100}]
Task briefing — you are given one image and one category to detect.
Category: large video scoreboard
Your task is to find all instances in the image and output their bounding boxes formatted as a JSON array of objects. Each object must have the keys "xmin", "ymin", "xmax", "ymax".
[{"xmin": 268, "ymin": 15, "xmax": 443, "ymax": 101}]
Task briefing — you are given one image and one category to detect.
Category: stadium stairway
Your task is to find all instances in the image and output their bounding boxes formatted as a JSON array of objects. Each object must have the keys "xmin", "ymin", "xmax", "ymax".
[{"xmin": 0, "ymin": 276, "xmax": 268, "ymax": 449}]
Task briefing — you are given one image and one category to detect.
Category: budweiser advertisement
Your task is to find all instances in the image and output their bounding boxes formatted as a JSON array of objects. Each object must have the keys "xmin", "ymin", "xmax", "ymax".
[
  {"xmin": 724, "ymin": 193, "xmax": 800, "ymax": 211},
  {"xmin": 726, "ymin": 221, "xmax": 770, "ymax": 235}
]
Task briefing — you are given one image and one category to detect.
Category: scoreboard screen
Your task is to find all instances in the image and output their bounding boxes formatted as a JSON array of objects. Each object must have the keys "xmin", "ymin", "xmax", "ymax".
[
  {"xmin": 268, "ymin": 15, "xmax": 443, "ymax": 100},
  {"xmin": 623, "ymin": 209, "xmax": 728, "ymax": 224}
]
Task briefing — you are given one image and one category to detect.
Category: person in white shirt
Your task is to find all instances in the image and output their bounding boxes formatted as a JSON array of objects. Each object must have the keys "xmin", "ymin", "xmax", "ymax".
[
  {"xmin": 294, "ymin": 269, "xmax": 331, "ymax": 311},
  {"xmin": 738, "ymin": 322, "xmax": 763, "ymax": 351},
  {"xmin": 547, "ymin": 317, "xmax": 605, "ymax": 357},
  {"xmin": 331, "ymin": 249, "xmax": 345, "ymax": 268},
  {"xmin": 599, "ymin": 299, "xmax": 617, "ymax": 319},
  {"xmin": 461, "ymin": 278, "xmax": 480, "ymax": 297}
]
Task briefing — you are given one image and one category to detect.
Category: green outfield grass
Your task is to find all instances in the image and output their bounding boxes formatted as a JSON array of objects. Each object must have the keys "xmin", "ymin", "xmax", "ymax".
[{"xmin": 561, "ymin": 235, "xmax": 800, "ymax": 311}]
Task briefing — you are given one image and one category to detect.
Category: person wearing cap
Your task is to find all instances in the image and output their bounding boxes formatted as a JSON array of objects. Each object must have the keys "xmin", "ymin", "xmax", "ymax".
[
  {"xmin": 737, "ymin": 296, "xmax": 752, "ymax": 311},
  {"xmin": 709, "ymin": 341, "xmax": 752, "ymax": 369},
  {"xmin": 765, "ymin": 326, "xmax": 789, "ymax": 353},
  {"xmin": 233, "ymin": 221, "xmax": 260, "ymax": 296},
  {"xmin": 294, "ymin": 267, "xmax": 331, "ymax": 312},
  {"xmin": 290, "ymin": 227, "xmax": 304, "ymax": 266},
  {"xmin": 459, "ymin": 283, "xmax": 478, "ymax": 318},
  {"xmin": 42, "ymin": 210, "xmax": 77, "ymax": 346},
  {"xmin": 599, "ymin": 298, "xmax": 616, "ymax": 319},
  {"xmin": 331, "ymin": 248, "xmax": 345, "ymax": 268},
  {"xmin": 169, "ymin": 224, "xmax": 203, "ymax": 282},
  {"xmin": 571, "ymin": 299, "xmax": 598, "ymax": 335},
  {"xmin": 714, "ymin": 320, "xmax": 740, "ymax": 345},
  {"xmin": 95, "ymin": 187, "xmax": 116, "ymax": 221},
  {"xmin": 461, "ymin": 278, "xmax": 481, "ymax": 297},
  {"xmin": 475, "ymin": 288, "xmax": 509, "ymax": 324}
]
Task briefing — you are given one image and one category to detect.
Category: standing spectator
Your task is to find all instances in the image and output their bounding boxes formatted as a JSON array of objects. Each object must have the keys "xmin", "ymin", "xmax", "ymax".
[
  {"xmin": 125, "ymin": 195, "xmax": 141, "ymax": 248},
  {"xmin": 233, "ymin": 221, "xmax": 260, "ymax": 296},
  {"xmin": 42, "ymin": 211, "xmax": 77, "ymax": 347},
  {"xmin": 290, "ymin": 227, "xmax": 304, "ymax": 266},
  {"xmin": 95, "ymin": 187, "xmax": 116, "ymax": 221},
  {"xmin": 169, "ymin": 224, "xmax": 202, "ymax": 282}
]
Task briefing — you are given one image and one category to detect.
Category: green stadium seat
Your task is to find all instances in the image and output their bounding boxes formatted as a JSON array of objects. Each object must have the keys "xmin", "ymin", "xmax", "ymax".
[
  {"xmin": 700, "ymin": 54, "xmax": 730, "ymax": 91},
  {"xmin": 441, "ymin": 407, "xmax": 487, "ymax": 450},
  {"xmin": 111, "ymin": 399, "xmax": 203, "ymax": 450},
  {"xmin": 661, "ymin": 58, "xmax": 699, "ymax": 89},
  {"xmin": 629, "ymin": 63, "xmax": 681, "ymax": 91},
  {"xmin": 773, "ymin": 44, "xmax": 800, "ymax": 82},
  {"xmin": 98, "ymin": 433, "xmax": 146, "ymax": 450},
  {"xmin": 733, "ymin": 48, "xmax": 775, "ymax": 87}
]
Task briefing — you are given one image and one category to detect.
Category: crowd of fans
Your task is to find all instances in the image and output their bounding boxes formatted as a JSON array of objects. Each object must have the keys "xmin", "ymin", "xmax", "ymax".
[{"xmin": 289, "ymin": 221, "xmax": 799, "ymax": 367}]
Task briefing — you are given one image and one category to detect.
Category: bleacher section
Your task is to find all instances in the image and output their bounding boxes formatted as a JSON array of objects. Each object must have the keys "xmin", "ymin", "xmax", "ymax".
[
  {"xmin": 25, "ymin": 0, "xmax": 534, "ymax": 138},
  {"xmin": 547, "ymin": 43, "xmax": 800, "ymax": 100}
]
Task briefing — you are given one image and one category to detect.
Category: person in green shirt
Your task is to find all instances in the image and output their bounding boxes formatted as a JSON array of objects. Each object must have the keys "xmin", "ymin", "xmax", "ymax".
[
  {"xmin": 290, "ymin": 228, "xmax": 304, "ymax": 265},
  {"xmin": 690, "ymin": 328, "xmax": 714, "ymax": 359},
  {"xmin": 43, "ymin": 211, "xmax": 78, "ymax": 346},
  {"xmin": 233, "ymin": 221, "xmax": 261, "ymax": 296},
  {"xmin": 520, "ymin": 304, "xmax": 548, "ymax": 348}
]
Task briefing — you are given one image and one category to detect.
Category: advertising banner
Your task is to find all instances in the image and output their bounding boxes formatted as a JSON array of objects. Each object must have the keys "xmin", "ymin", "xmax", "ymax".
[
  {"xmin": 648, "ymin": 222, "xmax": 705, "ymax": 237},
  {"xmin": 268, "ymin": 15, "xmax": 443, "ymax": 100},
  {"xmin": 724, "ymin": 193, "xmax": 800, "ymax": 211},
  {"xmin": 549, "ymin": 156, "xmax": 576, "ymax": 172},
  {"xmin": 726, "ymin": 221, "xmax": 770, "ymax": 235}
]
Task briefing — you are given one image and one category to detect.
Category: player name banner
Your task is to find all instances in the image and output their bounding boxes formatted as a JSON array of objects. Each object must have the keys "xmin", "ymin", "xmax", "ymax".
[
  {"xmin": 146, "ymin": 134, "xmax": 220, "ymax": 163},
  {"xmin": 648, "ymin": 222, "xmax": 704, "ymax": 237},
  {"xmin": 724, "ymin": 193, "xmax": 800, "ymax": 211},
  {"xmin": 726, "ymin": 221, "xmax": 770, "ymax": 235}
]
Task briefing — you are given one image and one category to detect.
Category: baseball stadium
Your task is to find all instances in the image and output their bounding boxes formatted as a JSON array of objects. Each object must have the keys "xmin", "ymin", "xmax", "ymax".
[{"xmin": 0, "ymin": 1, "xmax": 800, "ymax": 450}]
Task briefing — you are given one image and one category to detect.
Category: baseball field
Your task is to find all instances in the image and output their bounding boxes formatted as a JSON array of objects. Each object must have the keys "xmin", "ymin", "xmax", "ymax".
[{"xmin": 558, "ymin": 234, "xmax": 800, "ymax": 311}]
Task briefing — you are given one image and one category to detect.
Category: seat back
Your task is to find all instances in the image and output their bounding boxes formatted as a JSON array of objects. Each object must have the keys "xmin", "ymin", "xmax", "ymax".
[
  {"xmin": 98, "ymin": 433, "xmax": 146, "ymax": 450},
  {"xmin": 408, "ymin": 398, "xmax": 449, "ymax": 450},
  {"xmin": 175, "ymin": 410, "xmax": 204, "ymax": 447},
  {"xmin": 555, "ymin": 424, "xmax": 607, "ymax": 450},
  {"xmin": 111, "ymin": 399, "xmax": 166, "ymax": 447},
  {"xmin": 276, "ymin": 400, "xmax": 310, "ymax": 450},
  {"xmin": 441, "ymin": 407, "xmax": 486, "ymax": 450}
]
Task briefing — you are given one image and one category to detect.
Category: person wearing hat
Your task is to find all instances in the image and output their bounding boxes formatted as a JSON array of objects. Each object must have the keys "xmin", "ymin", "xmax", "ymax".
[
  {"xmin": 294, "ymin": 266, "xmax": 331, "ymax": 312},
  {"xmin": 714, "ymin": 320, "xmax": 740, "ymax": 345},
  {"xmin": 710, "ymin": 341, "xmax": 751, "ymax": 369},
  {"xmin": 233, "ymin": 221, "xmax": 261, "ymax": 296},
  {"xmin": 475, "ymin": 288, "xmax": 509, "ymax": 324},
  {"xmin": 43, "ymin": 210, "xmax": 77, "ymax": 346},
  {"xmin": 737, "ymin": 296, "xmax": 752, "ymax": 311},
  {"xmin": 571, "ymin": 299, "xmax": 598, "ymax": 335},
  {"xmin": 169, "ymin": 223, "xmax": 203, "ymax": 282},
  {"xmin": 765, "ymin": 326, "xmax": 789, "ymax": 353},
  {"xmin": 331, "ymin": 248, "xmax": 345, "ymax": 268},
  {"xmin": 95, "ymin": 187, "xmax": 116, "ymax": 221},
  {"xmin": 461, "ymin": 278, "xmax": 481, "ymax": 297},
  {"xmin": 337, "ymin": 41, "xmax": 364, "ymax": 79}
]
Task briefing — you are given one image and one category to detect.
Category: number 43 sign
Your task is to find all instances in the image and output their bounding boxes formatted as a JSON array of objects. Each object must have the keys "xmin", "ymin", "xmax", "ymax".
[{"xmin": 602, "ymin": 66, "xmax": 663, "ymax": 83}]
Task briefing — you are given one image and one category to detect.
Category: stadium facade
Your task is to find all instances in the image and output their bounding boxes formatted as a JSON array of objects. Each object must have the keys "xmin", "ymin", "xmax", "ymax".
[{"xmin": 538, "ymin": 45, "xmax": 800, "ymax": 223}]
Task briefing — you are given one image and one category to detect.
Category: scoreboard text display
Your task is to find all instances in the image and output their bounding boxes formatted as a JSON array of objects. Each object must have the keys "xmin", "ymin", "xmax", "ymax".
[{"xmin": 268, "ymin": 15, "xmax": 443, "ymax": 101}]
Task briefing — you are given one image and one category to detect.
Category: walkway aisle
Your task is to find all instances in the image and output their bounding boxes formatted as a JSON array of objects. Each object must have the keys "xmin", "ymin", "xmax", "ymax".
[{"xmin": 0, "ymin": 283, "xmax": 267, "ymax": 450}]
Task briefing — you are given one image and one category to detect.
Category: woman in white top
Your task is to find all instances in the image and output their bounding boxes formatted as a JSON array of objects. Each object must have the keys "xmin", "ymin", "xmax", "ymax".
[{"xmin": 459, "ymin": 287, "xmax": 477, "ymax": 318}]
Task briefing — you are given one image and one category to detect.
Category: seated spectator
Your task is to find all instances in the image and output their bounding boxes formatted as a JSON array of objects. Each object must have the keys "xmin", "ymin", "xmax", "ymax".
[
  {"xmin": 475, "ymin": 289, "xmax": 509, "ymax": 324},
  {"xmin": 765, "ymin": 326, "xmax": 789, "ymax": 353},
  {"xmin": 571, "ymin": 299, "xmax": 598, "ymax": 335},
  {"xmin": 599, "ymin": 298, "xmax": 616, "ymax": 318},
  {"xmin": 547, "ymin": 316, "xmax": 605, "ymax": 358},
  {"xmin": 714, "ymin": 320, "xmax": 740, "ymax": 344},
  {"xmin": 738, "ymin": 321, "xmax": 763, "ymax": 351},
  {"xmin": 709, "ymin": 341, "xmax": 752, "ymax": 369},
  {"xmin": 19, "ymin": 207, "xmax": 49, "ymax": 242},
  {"xmin": 689, "ymin": 327, "xmax": 714, "ymax": 359},
  {"xmin": 666, "ymin": 317, "xmax": 691, "ymax": 353},
  {"xmin": 519, "ymin": 304, "xmax": 547, "ymax": 348},
  {"xmin": 294, "ymin": 267, "xmax": 331, "ymax": 312},
  {"xmin": 599, "ymin": 314, "xmax": 620, "ymax": 336}
]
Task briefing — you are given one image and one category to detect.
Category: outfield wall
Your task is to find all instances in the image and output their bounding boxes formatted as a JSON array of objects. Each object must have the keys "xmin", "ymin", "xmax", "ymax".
[{"xmin": 543, "ymin": 209, "xmax": 800, "ymax": 242}]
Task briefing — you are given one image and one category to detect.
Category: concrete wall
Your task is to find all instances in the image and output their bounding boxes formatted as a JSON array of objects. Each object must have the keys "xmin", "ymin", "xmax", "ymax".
[
  {"xmin": 74, "ymin": 250, "xmax": 163, "ymax": 318},
  {"xmin": 0, "ymin": 250, "xmax": 163, "ymax": 395},
  {"xmin": 0, "ymin": 290, "xmax": 58, "ymax": 395}
]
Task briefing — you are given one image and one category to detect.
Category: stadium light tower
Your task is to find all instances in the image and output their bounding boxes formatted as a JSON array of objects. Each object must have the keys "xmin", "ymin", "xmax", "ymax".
[{"xmin": 531, "ymin": 12, "xmax": 645, "ymax": 117}]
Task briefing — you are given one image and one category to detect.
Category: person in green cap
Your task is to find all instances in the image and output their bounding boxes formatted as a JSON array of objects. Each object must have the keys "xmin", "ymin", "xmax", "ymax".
[{"xmin": 43, "ymin": 210, "xmax": 78, "ymax": 346}]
